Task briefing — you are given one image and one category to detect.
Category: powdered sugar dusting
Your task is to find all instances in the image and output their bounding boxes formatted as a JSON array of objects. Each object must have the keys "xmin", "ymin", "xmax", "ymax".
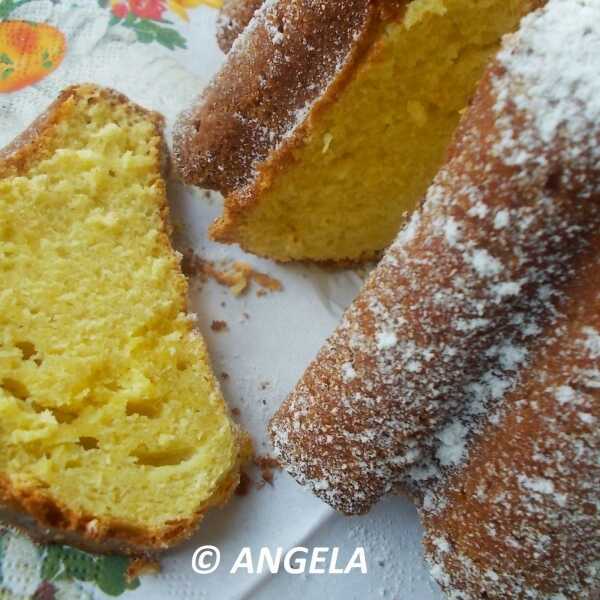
[
  {"xmin": 418, "ymin": 2, "xmax": 600, "ymax": 597},
  {"xmin": 174, "ymin": 0, "xmax": 373, "ymax": 190},
  {"xmin": 493, "ymin": 0, "xmax": 600, "ymax": 175},
  {"xmin": 271, "ymin": 1, "xmax": 600, "ymax": 597},
  {"xmin": 375, "ymin": 330, "xmax": 398, "ymax": 351},
  {"xmin": 582, "ymin": 327, "xmax": 600, "ymax": 359}
]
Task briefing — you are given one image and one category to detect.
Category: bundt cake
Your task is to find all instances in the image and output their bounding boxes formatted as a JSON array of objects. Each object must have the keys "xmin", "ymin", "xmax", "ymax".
[
  {"xmin": 174, "ymin": 0, "xmax": 541, "ymax": 262},
  {"xmin": 0, "ymin": 85, "xmax": 245, "ymax": 555},
  {"xmin": 269, "ymin": 0, "xmax": 600, "ymax": 596}
]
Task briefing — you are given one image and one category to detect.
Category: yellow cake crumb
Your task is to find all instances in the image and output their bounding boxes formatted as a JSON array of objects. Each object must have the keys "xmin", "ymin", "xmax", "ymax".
[{"xmin": 0, "ymin": 86, "xmax": 241, "ymax": 543}]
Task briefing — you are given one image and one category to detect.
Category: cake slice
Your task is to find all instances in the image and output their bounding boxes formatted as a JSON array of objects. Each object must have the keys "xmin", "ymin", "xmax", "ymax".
[
  {"xmin": 0, "ymin": 85, "xmax": 244, "ymax": 554},
  {"xmin": 174, "ymin": 0, "xmax": 541, "ymax": 262}
]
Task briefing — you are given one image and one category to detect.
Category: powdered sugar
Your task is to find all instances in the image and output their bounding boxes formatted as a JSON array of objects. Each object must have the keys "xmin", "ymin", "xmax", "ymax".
[
  {"xmin": 582, "ymin": 327, "xmax": 600, "ymax": 359},
  {"xmin": 554, "ymin": 385, "xmax": 576, "ymax": 405},
  {"xmin": 466, "ymin": 249, "xmax": 504, "ymax": 278},
  {"xmin": 375, "ymin": 331, "xmax": 398, "ymax": 351},
  {"xmin": 434, "ymin": 421, "xmax": 468, "ymax": 468},
  {"xmin": 341, "ymin": 362, "xmax": 357, "ymax": 382},
  {"xmin": 493, "ymin": 209, "xmax": 510, "ymax": 229},
  {"xmin": 270, "ymin": 1, "xmax": 600, "ymax": 597},
  {"xmin": 494, "ymin": 0, "xmax": 600, "ymax": 169},
  {"xmin": 518, "ymin": 475, "xmax": 556, "ymax": 496}
]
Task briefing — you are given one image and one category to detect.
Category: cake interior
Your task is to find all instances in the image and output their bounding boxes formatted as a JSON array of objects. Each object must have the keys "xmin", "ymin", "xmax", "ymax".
[
  {"xmin": 0, "ymin": 87, "xmax": 238, "ymax": 532},
  {"xmin": 213, "ymin": 0, "xmax": 533, "ymax": 262}
]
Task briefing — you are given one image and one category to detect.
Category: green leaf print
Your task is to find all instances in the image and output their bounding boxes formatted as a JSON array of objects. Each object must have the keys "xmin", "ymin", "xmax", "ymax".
[
  {"xmin": 96, "ymin": 555, "xmax": 140, "ymax": 596},
  {"xmin": 0, "ymin": 0, "xmax": 36, "ymax": 21},
  {"xmin": 0, "ymin": 528, "xmax": 7, "ymax": 584},
  {"xmin": 155, "ymin": 26, "xmax": 186, "ymax": 50},
  {"xmin": 19, "ymin": 536, "xmax": 140, "ymax": 597},
  {"xmin": 40, "ymin": 546, "xmax": 64, "ymax": 582},
  {"xmin": 108, "ymin": 13, "xmax": 187, "ymax": 51}
]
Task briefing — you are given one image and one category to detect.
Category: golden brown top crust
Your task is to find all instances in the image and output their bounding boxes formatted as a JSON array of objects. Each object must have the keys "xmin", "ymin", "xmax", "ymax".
[
  {"xmin": 217, "ymin": 0, "xmax": 263, "ymax": 53},
  {"xmin": 173, "ymin": 0, "xmax": 405, "ymax": 193},
  {"xmin": 0, "ymin": 468, "xmax": 240, "ymax": 556},
  {"xmin": 421, "ymin": 268, "xmax": 600, "ymax": 597},
  {"xmin": 0, "ymin": 476, "xmax": 195, "ymax": 556}
]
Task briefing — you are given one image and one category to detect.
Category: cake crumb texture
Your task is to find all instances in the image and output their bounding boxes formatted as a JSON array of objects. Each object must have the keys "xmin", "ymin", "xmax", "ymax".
[{"xmin": 0, "ymin": 85, "xmax": 242, "ymax": 553}]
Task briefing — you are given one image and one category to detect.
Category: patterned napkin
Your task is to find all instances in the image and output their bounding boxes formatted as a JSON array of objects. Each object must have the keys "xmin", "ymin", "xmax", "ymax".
[
  {"xmin": 0, "ymin": 0, "xmax": 214, "ymax": 148},
  {"xmin": 0, "ymin": 524, "xmax": 136, "ymax": 598},
  {"xmin": 0, "ymin": 1, "xmax": 218, "ymax": 597}
]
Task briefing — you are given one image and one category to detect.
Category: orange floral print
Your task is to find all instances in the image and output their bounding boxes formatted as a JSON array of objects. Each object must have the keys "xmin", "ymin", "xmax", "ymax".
[{"xmin": 0, "ymin": 21, "xmax": 66, "ymax": 93}]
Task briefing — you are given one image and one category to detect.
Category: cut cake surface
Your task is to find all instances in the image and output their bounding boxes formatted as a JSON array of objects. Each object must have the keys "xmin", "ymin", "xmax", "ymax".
[
  {"xmin": 175, "ymin": 0, "xmax": 541, "ymax": 262},
  {"xmin": 0, "ymin": 85, "xmax": 243, "ymax": 554}
]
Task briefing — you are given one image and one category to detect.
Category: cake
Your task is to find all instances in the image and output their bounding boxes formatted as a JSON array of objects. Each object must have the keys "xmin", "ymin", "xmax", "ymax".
[
  {"xmin": 217, "ymin": 0, "xmax": 262, "ymax": 53},
  {"xmin": 174, "ymin": 0, "xmax": 541, "ymax": 262},
  {"xmin": 269, "ymin": 0, "xmax": 600, "ymax": 596},
  {"xmin": 0, "ymin": 85, "xmax": 245, "ymax": 555},
  {"xmin": 421, "ymin": 294, "xmax": 600, "ymax": 599}
]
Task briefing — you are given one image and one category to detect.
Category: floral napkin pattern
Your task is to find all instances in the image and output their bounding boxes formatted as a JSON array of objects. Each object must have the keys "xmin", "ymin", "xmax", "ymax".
[
  {"xmin": 106, "ymin": 0, "xmax": 217, "ymax": 50},
  {"xmin": 0, "ymin": 0, "xmax": 211, "ymax": 94},
  {"xmin": 0, "ymin": 525, "xmax": 138, "ymax": 598}
]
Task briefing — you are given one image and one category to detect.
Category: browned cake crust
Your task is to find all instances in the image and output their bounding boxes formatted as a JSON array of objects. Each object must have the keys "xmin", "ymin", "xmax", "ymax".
[
  {"xmin": 0, "ymin": 85, "xmax": 245, "ymax": 555},
  {"xmin": 216, "ymin": 0, "xmax": 263, "ymax": 53},
  {"xmin": 173, "ymin": 0, "xmax": 405, "ymax": 194},
  {"xmin": 269, "ymin": 1, "xmax": 600, "ymax": 595},
  {"xmin": 420, "ymin": 274, "xmax": 600, "ymax": 597},
  {"xmin": 269, "ymin": 64, "xmax": 600, "ymax": 513},
  {"xmin": 0, "ymin": 471, "xmax": 241, "ymax": 556}
]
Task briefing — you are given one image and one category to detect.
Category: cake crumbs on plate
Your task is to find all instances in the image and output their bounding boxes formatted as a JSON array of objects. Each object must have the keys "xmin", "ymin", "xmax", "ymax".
[
  {"xmin": 255, "ymin": 455, "xmax": 281, "ymax": 488},
  {"xmin": 211, "ymin": 320, "xmax": 229, "ymax": 332},
  {"xmin": 180, "ymin": 249, "xmax": 283, "ymax": 297},
  {"xmin": 251, "ymin": 270, "xmax": 283, "ymax": 292},
  {"xmin": 126, "ymin": 557, "xmax": 160, "ymax": 581},
  {"xmin": 234, "ymin": 455, "xmax": 282, "ymax": 494}
]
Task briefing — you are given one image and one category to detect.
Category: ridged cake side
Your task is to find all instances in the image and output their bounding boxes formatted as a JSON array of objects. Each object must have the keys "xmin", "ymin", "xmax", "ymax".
[
  {"xmin": 217, "ymin": 0, "xmax": 263, "ymax": 53},
  {"xmin": 420, "ymin": 276, "xmax": 600, "ymax": 598},
  {"xmin": 173, "ymin": 0, "xmax": 385, "ymax": 193},
  {"xmin": 269, "ymin": 0, "xmax": 600, "ymax": 595}
]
